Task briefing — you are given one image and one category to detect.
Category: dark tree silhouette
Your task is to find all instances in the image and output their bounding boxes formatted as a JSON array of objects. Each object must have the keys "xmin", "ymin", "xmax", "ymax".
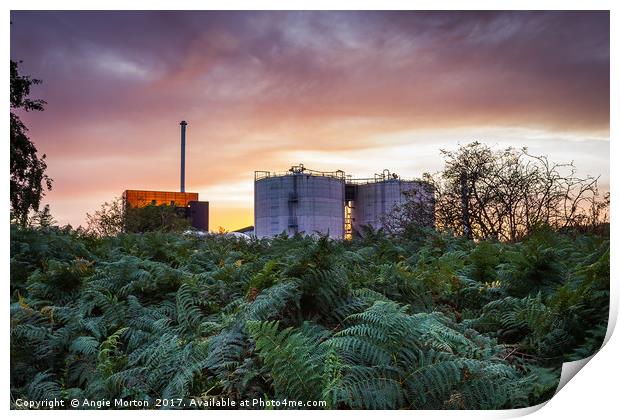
[
  {"xmin": 10, "ymin": 60, "xmax": 52, "ymax": 226},
  {"xmin": 385, "ymin": 142, "xmax": 609, "ymax": 241}
]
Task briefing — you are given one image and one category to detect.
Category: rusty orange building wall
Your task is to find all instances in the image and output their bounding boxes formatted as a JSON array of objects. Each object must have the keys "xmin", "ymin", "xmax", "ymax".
[{"xmin": 122, "ymin": 190, "xmax": 199, "ymax": 208}]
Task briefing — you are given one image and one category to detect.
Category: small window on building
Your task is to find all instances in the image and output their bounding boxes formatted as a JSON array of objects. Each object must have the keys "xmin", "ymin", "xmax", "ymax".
[{"xmin": 151, "ymin": 200, "xmax": 157, "ymax": 205}]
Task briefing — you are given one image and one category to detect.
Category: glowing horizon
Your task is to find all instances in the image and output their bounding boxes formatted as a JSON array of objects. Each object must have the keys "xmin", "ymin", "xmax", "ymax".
[{"xmin": 10, "ymin": 11, "xmax": 609, "ymax": 231}]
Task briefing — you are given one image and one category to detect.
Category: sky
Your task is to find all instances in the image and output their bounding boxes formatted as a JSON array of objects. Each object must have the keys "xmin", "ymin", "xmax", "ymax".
[{"xmin": 10, "ymin": 11, "xmax": 610, "ymax": 231}]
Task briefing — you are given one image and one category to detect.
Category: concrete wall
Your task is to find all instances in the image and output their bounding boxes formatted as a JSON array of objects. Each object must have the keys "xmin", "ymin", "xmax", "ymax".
[
  {"xmin": 255, "ymin": 175, "xmax": 345, "ymax": 238},
  {"xmin": 352, "ymin": 180, "xmax": 430, "ymax": 232}
]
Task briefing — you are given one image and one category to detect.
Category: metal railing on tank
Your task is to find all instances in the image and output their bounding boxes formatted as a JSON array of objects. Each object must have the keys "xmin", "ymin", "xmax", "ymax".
[
  {"xmin": 346, "ymin": 169, "xmax": 405, "ymax": 185},
  {"xmin": 255, "ymin": 163, "xmax": 347, "ymax": 181}
]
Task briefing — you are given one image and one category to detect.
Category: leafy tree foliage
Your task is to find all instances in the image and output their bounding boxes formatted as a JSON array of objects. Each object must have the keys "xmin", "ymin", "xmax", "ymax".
[
  {"xmin": 124, "ymin": 204, "xmax": 191, "ymax": 233},
  {"xmin": 10, "ymin": 60, "xmax": 52, "ymax": 227},
  {"xmin": 10, "ymin": 225, "xmax": 608, "ymax": 409},
  {"xmin": 86, "ymin": 198, "xmax": 125, "ymax": 237},
  {"xmin": 86, "ymin": 197, "xmax": 190, "ymax": 236}
]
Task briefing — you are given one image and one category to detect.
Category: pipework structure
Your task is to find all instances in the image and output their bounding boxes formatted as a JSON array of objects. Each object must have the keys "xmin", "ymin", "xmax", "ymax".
[{"xmin": 254, "ymin": 164, "xmax": 434, "ymax": 239}]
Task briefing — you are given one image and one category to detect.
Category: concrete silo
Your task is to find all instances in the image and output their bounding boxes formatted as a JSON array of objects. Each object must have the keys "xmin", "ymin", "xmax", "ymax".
[
  {"xmin": 351, "ymin": 170, "xmax": 434, "ymax": 233},
  {"xmin": 254, "ymin": 165, "xmax": 346, "ymax": 238}
]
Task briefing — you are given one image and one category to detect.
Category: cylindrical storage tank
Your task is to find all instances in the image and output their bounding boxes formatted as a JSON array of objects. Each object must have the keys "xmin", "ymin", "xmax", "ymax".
[
  {"xmin": 352, "ymin": 180, "xmax": 431, "ymax": 232},
  {"xmin": 254, "ymin": 174, "xmax": 345, "ymax": 239}
]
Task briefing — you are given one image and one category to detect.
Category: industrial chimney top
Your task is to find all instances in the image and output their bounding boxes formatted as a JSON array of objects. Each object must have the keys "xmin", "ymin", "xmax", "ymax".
[{"xmin": 180, "ymin": 121, "xmax": 188, "ymax": 192}]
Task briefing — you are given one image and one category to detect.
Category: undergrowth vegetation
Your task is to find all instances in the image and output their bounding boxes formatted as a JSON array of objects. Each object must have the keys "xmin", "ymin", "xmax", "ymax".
[{"xmin": 10, "ymin": 225, "xmax": 609, "ymax": 409}]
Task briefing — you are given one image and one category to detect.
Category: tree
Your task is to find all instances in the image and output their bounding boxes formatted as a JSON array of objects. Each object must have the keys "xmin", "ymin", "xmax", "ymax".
[
  {"xmin": 86, "ymin": 197, "xmax": 191, "ymax": 236},
  {"xmin": 29, "ymin": 204, "xmax": 56, "ymax": 228},
  {"xmin": 123, "ymin": 203, "xmax": 191, "ymax": 233},
  {"xmin": 10, "ymin": 60, "xmax": 52, "ymax": 226},
  {"xmin": 86, "ymin": 197, "xmax": 125, "ymax": 237},
  {"xmin": 380, "ymin": 180, "xmax": 436, "ymax": 238},
  {"xmin": 387, "ymin": 142, "xmax": 609, "ymax": 241}
]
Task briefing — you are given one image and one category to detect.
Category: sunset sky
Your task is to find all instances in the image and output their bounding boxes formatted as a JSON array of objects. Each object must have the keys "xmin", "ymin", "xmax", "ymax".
[{"xmin": 10, "ymin": 11, "xmax": 609, "ymax": 231}]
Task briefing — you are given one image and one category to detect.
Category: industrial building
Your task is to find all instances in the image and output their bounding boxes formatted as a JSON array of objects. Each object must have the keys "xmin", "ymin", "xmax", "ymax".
[
  {"xmin": 122, "ymin": 121, "xmax": 209, "ymax": 231},
  {"xmin": 122, "ymin": 189, "xmax": 209, "ymax": 231},
  {"xmin": 254, "ymin": 164, "xmax": 434, "ymax": 239},
  {"xmin": 122, "ymin": 190, "xmax": 199, "ymax": 208}
]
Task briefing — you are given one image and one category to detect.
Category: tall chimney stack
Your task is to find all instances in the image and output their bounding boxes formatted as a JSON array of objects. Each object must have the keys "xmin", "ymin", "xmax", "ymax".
[{"xmin": 180, "ymin": 120, "xmax": 187, "ymax": 192}]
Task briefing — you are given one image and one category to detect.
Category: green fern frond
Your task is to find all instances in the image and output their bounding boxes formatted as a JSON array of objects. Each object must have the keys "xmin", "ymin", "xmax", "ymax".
[
  {"xmin": 69, "ymin": 336, "xmax": 99, "ymax": 356},
  {"xmin": 247, "ymin": 320, "xmax": 324, "ymax": 402}
]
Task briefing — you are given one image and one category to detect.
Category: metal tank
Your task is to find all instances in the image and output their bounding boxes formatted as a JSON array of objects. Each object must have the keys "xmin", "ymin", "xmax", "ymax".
[
  {"xmin": 254, "ymin": 165, "xmax": 346, "ymax": 239},
  {"xmin": 351, "ymin": 170, "xmax": 433, "ymax": 232}
]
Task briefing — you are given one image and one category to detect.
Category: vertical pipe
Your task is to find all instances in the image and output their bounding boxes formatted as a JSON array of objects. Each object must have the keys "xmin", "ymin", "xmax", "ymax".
[{"xmin": 180, "ymin": 120, "xmax": 187, "ymax": 192}]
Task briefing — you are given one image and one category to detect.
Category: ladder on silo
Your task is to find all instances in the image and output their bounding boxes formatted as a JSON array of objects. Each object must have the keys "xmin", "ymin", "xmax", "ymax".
[
  {"xmin": 288, "ymin": 191, "xmax": 299, "ymax": 233},
  {"xmin": 288, "ymin": 178, "xmax": 299, "ymax": 235},
  {"xmin": 344, "ymin": 200, "xmax": 354, "ymax": 240}
]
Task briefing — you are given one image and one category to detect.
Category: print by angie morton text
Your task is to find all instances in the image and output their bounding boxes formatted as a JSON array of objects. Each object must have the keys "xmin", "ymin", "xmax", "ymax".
[{"xmin": 12, "ymin": 397, "xmax": 328, "ymax": 409}]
